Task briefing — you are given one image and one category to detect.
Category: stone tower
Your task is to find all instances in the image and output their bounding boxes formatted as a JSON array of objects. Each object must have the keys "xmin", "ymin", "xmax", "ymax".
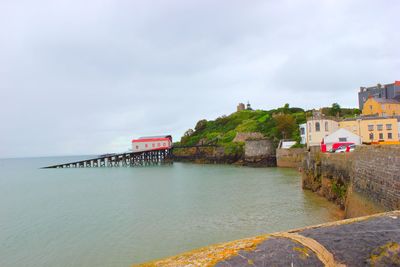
[{"xmin": 237, "ymin": 103, "xmax": 245, "ymax": 112}]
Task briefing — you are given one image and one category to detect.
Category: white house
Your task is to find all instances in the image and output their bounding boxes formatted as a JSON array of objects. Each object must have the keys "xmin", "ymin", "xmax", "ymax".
[
  {"xmin": 299, "ymin": 123, "xmax": 307, "ymax": 145},
  {"xmin": 323, "ymin": 128, "xmax": 362, "ymax": 150}
]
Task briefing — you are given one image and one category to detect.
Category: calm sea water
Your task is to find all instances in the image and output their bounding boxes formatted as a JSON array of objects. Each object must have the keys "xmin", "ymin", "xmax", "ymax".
[{"xmin": 0, "ymin": 156, "xmax": 341, "ymax": 266}]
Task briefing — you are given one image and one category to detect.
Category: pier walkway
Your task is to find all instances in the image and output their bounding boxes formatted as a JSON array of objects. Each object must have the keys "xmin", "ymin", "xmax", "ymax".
[
  {"xmin": 42, "ymin": 144, "xmax": 217, "ymax": 169},
  {"xmin": 43, "ymin": 149, "xmax": 171, "ymax": 168}
]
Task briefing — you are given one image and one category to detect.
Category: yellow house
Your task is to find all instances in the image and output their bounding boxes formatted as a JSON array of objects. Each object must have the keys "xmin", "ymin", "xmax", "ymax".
[
  {"xmin": 362, "ymin": 97, "xmax": 400, "ymax": 116},
  {"xmin": 339, "ymin": 117, "xmax": 399, "ymax": 143}
]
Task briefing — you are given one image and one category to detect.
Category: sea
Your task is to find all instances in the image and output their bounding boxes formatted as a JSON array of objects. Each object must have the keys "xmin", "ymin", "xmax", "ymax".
[{"xmin": 0, "ymin": 156, "xmax": 342, "ymax": 266}]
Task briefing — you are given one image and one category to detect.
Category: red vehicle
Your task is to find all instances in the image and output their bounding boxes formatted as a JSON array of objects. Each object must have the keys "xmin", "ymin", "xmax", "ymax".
[
  {"xmin": 321, "ymin": 141, "xmax": 355, "ymax": 153},
  {"xmin": 331, "ymin": 142, "xmax": 354, "ymax": 151},
  {"xmin": 132, "ymin": 135, "xmax": 172, "ymax": 152}
]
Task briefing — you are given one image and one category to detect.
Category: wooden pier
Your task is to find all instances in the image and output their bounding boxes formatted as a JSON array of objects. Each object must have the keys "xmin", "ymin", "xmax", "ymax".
[{"xmin": 43, "ymin": 149, "xmax": 171, "ymax": 168}]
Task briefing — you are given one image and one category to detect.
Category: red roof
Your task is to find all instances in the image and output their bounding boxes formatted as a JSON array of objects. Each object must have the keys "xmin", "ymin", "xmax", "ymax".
[
  {"xmin": 132, "ymin": 137, "xmax": 171, "ymax": 143},
  {"xmin": 395, "ymin": 81, "xmax": 400, "ymax": 86}
]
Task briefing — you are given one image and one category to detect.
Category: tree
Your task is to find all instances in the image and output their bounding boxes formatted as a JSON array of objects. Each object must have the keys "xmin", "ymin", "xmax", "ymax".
[
  {"xmin": 330, "ymin": 103, "xmax": 341, "ymax": 117},
  {"xmin": 195, "ymin": 119, "xmax": 207, "ymax": 131},
  {"xmin": 274, "ymin": 114, "xmax": 297, "ymax": 139},
  {"xmin": 180, "ymin": 128, "xmax": 194, "ymax": 144}
]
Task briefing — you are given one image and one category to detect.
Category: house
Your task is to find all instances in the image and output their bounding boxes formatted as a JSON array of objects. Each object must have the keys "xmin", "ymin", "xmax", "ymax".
[
  {"xmin": 358, "ymin": 81, "xmax": 400, "ymax": 110},
  {"xmin": 306, "ymin": 112, "xmax": 339, "ymax": 147},
  {"xmin": 322, "ymin": 128, "xmax": 361, "ymax": 151},
  {"xmin": 339, "ymin": 117, "xmax": 399, "ymax": 143},
  {"xmin": 362, "ymin": 97, "xmax": 400, "ymax": 116}
]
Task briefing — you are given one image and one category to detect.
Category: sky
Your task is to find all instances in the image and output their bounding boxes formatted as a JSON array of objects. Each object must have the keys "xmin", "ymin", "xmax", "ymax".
[{"xmin": 1, "ymin": 0, "xmax": 399, "ymax": 158}]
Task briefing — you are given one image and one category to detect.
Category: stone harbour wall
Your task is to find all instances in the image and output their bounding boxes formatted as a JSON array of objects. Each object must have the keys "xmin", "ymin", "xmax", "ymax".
[
  {"xmin": 276, "ymin": 148, "xmax": 306, "ymax": 168},
  {"xmin": 302, "ymin": 145, "xmax": 400, "ymax": 218},
  {"xmin": 351, "ymin": 145, "xmax": 400, "ymax": 214}
]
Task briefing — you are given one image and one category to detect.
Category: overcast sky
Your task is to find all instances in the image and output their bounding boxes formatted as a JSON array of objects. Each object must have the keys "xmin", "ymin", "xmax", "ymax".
[{"xmin": 1, "ymin": 0, "xmax": 399, "ymax": 158}]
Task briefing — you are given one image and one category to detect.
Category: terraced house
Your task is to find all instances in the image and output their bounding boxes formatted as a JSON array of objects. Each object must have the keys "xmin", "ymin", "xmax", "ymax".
[
  {"xmin": 362, "ymin": 97, "xmax": 400, "ymax": 116},
  {"xmin": 339, "ymin": 117, "xmax": 399, "ymax": 143},
  {"xmin": 306, "ymin": 113, "xmax": 339, "ymax": 147}
]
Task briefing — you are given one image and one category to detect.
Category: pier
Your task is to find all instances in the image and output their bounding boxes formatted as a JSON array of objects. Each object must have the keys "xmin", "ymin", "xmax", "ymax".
[
  {"xmin": 42, "ymin": 149, "xmax": 171, "ymax": 168},
  {"xmin": 42, "ymin": 144, "xmax": 218, "ymax": 169}
]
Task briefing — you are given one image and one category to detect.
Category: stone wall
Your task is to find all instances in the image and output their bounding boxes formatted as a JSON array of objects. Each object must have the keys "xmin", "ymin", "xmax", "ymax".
[
  {"xmin": 302, "ymin": 145, "xmax": 400, "ymax": 218},
  {"xmin": 244, "ymin": 139, "xmax": 276, "ymax": 166},
  {"xmin": 276, "ymin": 148, "xmax": 305, "ymax": 168},
  {"xmin": 172, "ymin": 146, "xmax": 242, "ymax": 164},
  {"xmin": 302, "ymin": 152, "xmax": 352, "ymax": 209},
  {"xmin": 351, "ymin": 145, "xmax": 400, "ymax": 213}
]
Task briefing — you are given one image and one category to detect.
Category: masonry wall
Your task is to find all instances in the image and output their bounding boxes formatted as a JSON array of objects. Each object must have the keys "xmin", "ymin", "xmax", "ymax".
[
  {"xmin": 244, "ymin": 139, "xmax": 276, "ymax": 166},
  {"xmin": 351, "ymin": 145, "xmax": 400, "ymax": 212},
  {"xmin": 172, "ymin": 146, "xmax": 242, "ymax": 164},
  {"xmin": 302, "ymin": 145, "xmax": 400, "ymax": 218},
  {"xmin": 276, "ymin": 148, "xmax": 305, "ymax": 168}
]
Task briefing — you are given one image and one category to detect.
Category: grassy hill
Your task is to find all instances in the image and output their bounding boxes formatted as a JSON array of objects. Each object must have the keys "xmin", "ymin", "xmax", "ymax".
[
  {"xmin": 177, "ymin": 105, "xmax": 311, "ymax": 156},
  {"xmin": 177, "ymin": 103, "xmax": 361, "ymax": 155}
]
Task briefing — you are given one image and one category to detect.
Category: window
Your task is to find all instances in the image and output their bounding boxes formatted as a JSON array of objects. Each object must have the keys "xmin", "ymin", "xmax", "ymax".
[
  {"xmin": 325, "ymin": 121, "xmax": 329, "ymax": 131},
  {"xmin": 136, "ymin": 145, "xmax": 139, "ymax": 149},
  {"xmin": 163, "ymin": 143, "xmax": 166, "ymax": 146},
  {"xmin": 315, "ymin": 122, "xmax": 320, "ymax": 132},
  {"xmin": 145, "ymin": 144, "xmax": 148, "ymax": 148},
  {"xmin": 152, "ymin": 143, "xmax": 155, "ymax": 147},
  {"xmin": 386, "ymin": 124, "xmax": 392, "ymax": 130},
  {"xmin": 379, "ymin": 133, "xmax": 384, "ymax": 140},
  {"xmin": 339, "ymin": 137, "xmax": 347, "ymax": 142},
  {"xmin": 157, "ymin": 143, "xmax": 161, "ymax": 147},
  {"xmin": 309, "ymin": 135, "xmax": 312, "ymax": 141},
  {"xmin": 300, "ymin": 127, "xmax": 305, "ymax": 135},
  {"xmin": 369, "ymin": 133, "xmax": 374, "ymax": 140},
  {"xmin": 309, "ymin": 123, "xmax": 312, "ymax": 133},
  {"xmin": 368, "ymin": 125, "xmax": 374, "ymax": 131},
  {"xmin": 388, "ymin": 133, "xmax": 393, "ymax": 139},
  {"xmin": 377, "ymin": 124, "xmax": 383, "ymax": 131},
  {"xmin": 370, "ymin": 105, "xmax": 373, "ymax": 110}
]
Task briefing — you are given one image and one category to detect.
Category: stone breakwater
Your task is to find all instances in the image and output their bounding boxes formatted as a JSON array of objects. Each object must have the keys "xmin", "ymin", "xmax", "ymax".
[
  {"xmin": 135, "ymin": 211, "xmax": 400, "ymax": 267},
  {"xmin": 302, "ymin": 145, "xmax": 400, "ymax": 218}
]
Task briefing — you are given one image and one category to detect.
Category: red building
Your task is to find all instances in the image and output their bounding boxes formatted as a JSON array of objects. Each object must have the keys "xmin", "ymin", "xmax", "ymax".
[{"xmin": 131, "ymin": 135, "xmax": 172, "ymax": 152}]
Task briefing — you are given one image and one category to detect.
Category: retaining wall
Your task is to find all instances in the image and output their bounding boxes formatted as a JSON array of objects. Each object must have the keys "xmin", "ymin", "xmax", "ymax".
[
  {"xmin": 302, "ymin": 145, "xmax": 400, "ymax": 218},
  {"xmin": 276, "ymin": 148, "xmax": 305, "ymax": 168}
]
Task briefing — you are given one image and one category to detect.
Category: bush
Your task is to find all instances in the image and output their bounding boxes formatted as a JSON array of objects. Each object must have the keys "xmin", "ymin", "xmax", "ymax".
[{"xmin": 223, "ymin": 142, "xmax": 244, "ymax": 156}]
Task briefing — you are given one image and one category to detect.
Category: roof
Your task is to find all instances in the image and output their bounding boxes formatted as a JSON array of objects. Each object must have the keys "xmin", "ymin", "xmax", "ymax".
[
  {"xmin": 341, "ymin": 116, "xmax": 400, "ymax": 122},
  {"xmin": 370, "ymin": 97, "xmax": 400, "ymax": 104},
  {"xmin": 138, "ymin": 135, "xmax": 172, "ymax": 139}
]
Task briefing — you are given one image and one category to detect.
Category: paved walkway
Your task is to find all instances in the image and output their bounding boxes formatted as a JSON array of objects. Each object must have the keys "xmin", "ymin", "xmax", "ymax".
[{"xmin": 136, "ymin": 211, "xmax": 400, "ymax": 267}]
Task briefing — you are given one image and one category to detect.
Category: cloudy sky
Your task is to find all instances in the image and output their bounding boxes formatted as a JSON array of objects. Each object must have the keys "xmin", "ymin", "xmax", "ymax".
[{"xmin": 1, "ymin": 0, "xmax": 399, "ymax": 158}]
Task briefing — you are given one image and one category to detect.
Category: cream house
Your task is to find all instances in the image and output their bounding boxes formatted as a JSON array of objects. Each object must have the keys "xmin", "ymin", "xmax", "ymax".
[{"xmin": 306, "ymin": 117, "xmax": 339, "ymax": 147}]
